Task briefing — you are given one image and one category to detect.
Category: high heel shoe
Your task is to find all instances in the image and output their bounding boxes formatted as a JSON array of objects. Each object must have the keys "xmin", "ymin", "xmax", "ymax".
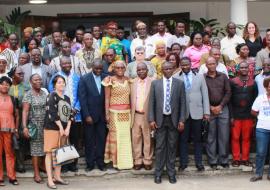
[{"xmin": 47, "ymin": 183, "xmax": 57, "ymax": 189}]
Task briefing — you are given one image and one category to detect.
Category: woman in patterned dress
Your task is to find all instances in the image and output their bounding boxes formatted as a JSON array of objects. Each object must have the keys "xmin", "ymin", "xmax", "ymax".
[
  {"xmin": 22, "ymin": 74, "xmax": 47, "ymax": 183},
  {"xmin": 102, "ymin": 60, "xmax": 133, "ymax": 170},
  {"xmin": 8, "ymin": 67, "xmax": 30, "ymax": 173}
]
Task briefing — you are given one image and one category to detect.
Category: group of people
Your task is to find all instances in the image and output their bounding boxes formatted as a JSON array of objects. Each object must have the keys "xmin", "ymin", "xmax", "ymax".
[{"xmin": 0, "ymin": 18, "xmax": 270, "ymax": 187}]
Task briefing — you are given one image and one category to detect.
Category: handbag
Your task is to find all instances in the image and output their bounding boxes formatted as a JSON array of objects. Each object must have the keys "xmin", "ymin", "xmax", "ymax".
[
  {"xmin": 54, "ymin": 137, "xmax": 80, "ymax": 165},
  {"xmin": 27, "ymin": 122, "xmax": 37, "ymax": 140},
  {"xmin": 201, "ymin": 120, "xmax": 209, "ymax": 143}
]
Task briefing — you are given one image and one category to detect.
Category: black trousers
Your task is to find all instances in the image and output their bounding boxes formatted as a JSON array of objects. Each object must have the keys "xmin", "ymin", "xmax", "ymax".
[
  {"xmin": 155, "ymin": 115, "xmax": 179, "ymax": 177},
  {"xmin": 84, "ymin": 119, "xmax": 106, "ymax": 168},
  {"xmin": 179, "ymin": 117, "xmax": 203, "ymax": 166}
]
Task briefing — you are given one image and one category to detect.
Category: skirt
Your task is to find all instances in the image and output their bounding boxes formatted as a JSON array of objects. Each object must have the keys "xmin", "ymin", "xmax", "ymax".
[{"xmin": 44, "ymin": 129, "xmax": 60, "ymax": 153}]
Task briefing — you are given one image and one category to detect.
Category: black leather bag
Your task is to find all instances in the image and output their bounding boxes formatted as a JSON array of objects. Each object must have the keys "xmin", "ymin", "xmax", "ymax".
[{"xmin": 201, "ymin": 120, "xmax": 209, "ymax": 142}]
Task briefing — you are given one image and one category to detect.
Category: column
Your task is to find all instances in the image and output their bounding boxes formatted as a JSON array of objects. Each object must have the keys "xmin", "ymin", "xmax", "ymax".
[{"xmin": 230, "ymin": 0, "xmax": 248, "ymax": 25}]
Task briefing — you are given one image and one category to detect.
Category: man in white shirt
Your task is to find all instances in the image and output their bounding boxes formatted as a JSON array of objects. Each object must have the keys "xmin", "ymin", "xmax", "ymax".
[
  {"xmin": 199, "ymin": 48, "xmax": 229, "ymax": 77},
  {"xmin": 150, "ymin": 20, "xmax": 172, "ymax": 49},
  {"xmin": 50, "ymin": 41, "xmax": 82, "ymax": 76},
  {"xmin": 148, "ymin": 62, "xmax": 186, "ymax": 184},
  {"xmin": 130, "ymin": 22, "xmax": 155, "ymax": 61},
  {"xmin": 0, "ymin": 33, "xmax": 21, "ymax": 71},
  {"xmin": 255, "ymin": 58, "xmax": 270, "ymax": 95},
  {"xmin": 167, "ymin": 22, "xmax": 190, "ymax": 50},
  {"xmin": 220, "ymin": 22, "xmax": 245, "ymax": 60}
]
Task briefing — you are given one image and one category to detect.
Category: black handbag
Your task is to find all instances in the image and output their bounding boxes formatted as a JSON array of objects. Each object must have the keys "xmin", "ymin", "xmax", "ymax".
[{"xmin": 201, "ymin": 120, "xmax": 209, "ymax": 142}]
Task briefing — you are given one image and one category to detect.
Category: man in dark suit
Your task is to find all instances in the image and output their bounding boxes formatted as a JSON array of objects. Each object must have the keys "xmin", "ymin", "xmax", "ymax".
[
  {"xmin": 78, "ymin": 58, "xmax": 107, "ymax": 171},
  {"xmin": 148, "ymin": 61, "xmax": 186, "ymax": 184}
]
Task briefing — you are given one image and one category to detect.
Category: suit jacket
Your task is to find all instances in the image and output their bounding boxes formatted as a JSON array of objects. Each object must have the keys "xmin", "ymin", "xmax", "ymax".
[
  {"xmin": 148, "ymin": 77, "xmax": 186, "ymax": 128},
  {"xmin": 130, "ymin": 77, "xmax": 153, "ymax": 127},
  {"xmin": 21, "ymin": 62, "xmax": 54, "ymax": 89},
  {"xmin": 78, "ymin": 72, "xmax": 107, "ymax": 123},
  {"xmin": 173, "ymin": 71, "xmax": 210, "ymax": 120}
]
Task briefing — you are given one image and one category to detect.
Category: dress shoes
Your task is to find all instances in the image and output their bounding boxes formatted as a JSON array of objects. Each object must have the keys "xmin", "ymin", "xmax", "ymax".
[
  {"xmin": 250, "ymin": 175, "xmax": 262, "ymax": 182},
  {"xmin": 133, "ymin": 165, "xmax": 143, "ymax": 170},
  {"xmin": 168, "ymin": 176, "xmax": 177, "ymax": 184},
  {"xmin": 178, "ymin": 165, "xmax": 187, "ymax": 171},
  {"xmin": 97, "ymin": 165, "xmax": 106, "ymax": 171},
  {"xmin": 210, "ymin": 164, "xmax": 218, "ymax": 170},
  {"xmin": 220, "ymin": 164, "xmax": 229, "ymax": 169},
  {"xmin": 196, "ymin": 165, "xmax": 205, "ymax": 172},
  {"xmin": 231, "ymin": 160, "xmax": 240, "ymax": 167},
  {"xmin": 154, "ymin": 176, "xmax": 162, "ymax": 184},
  {"xmin": 85, "ymin": 166, "xmax": 94, "ymax": 172},
  {"xmin": 144, "ymin": 165, "xmax": 152, "ymax": 170}
]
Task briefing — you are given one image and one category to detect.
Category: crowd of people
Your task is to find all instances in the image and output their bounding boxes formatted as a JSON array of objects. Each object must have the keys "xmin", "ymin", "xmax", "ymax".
[{"xmin": 0, "ymin": 18, "xmax": 270, "ymax": 187}]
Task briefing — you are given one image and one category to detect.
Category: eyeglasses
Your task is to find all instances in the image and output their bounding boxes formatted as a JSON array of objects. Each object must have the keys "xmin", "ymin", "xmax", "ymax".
[
  {"xmin": 16, "ymin": 72, "xmax": 24, "ymax": 76},
  {"xmin": 115, "ymin": 66, "xmax": 125, "ymax": 69}
]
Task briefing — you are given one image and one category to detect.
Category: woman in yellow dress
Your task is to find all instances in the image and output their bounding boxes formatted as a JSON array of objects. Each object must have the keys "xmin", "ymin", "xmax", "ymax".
[
  {"xmin": 150, "ymin": 40, "xmax": 167, "ymax": 79},
  {"xmin": 102, "ymin": 60, "xmax": 133, "ymax": 170}
]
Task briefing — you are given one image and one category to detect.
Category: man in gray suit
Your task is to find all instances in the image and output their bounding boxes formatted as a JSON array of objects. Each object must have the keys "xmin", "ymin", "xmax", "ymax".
[
  {"xmin": 21, "ymin": 48, "xmax": 54, "ymax": 89},
  {"xmin": 148, "ymin": 61, "xmax": 186, "ymax": 184},
  {"xmin": 173, "ymin": 57, "xmax": 210, "ymax": 172}
]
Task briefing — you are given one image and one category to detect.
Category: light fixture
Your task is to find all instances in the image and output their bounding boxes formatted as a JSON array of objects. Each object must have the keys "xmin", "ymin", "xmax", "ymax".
[{"xmin": 29, "ymin": 0, "xmax": 47, "ymax": 4}]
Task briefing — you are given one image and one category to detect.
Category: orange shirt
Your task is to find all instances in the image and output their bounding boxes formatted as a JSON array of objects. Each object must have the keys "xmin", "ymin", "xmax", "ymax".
[{"xmin": 0, "ymin": 96, "xmax": 15, "ymax": 132}]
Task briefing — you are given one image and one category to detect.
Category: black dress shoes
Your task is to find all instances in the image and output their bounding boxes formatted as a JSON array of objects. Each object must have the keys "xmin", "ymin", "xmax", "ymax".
[
  {"xmin": 250, "ymin": 175, "xmax": 262, "ymax": 182},
  {"xmin": 85, "ymin": 166, "xmax": 94, "ymax": 172},
  {"xmin": 154, "ymin": 176, "xmax": 162, "ymax": 184},
  {"xmin": 97, "ymin": 165, "xmax": 106, "ymax": 171},
  {"xmin": 178, "ymin": 165, "xmax": 187, "ymax": 171},
  {"xmin": 196, "ymin": 165, "xmax": 205, "ymax": 172},
  {"xmin": 210, "ymin": 164, "xmax": 218, "ymax": 170},
  {"xmin": 168, "ymin": 176, "xmax": 177, "ymax": 184},
  {"xmin": 220, "ymin": 164, "xmax": 229, "ymax": 169}
]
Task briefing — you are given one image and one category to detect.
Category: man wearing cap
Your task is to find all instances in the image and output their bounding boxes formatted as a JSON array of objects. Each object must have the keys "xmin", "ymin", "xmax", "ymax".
[
  {"xmin": 130, "ymin": 22, "xmax": 155, "ymax": 61},
  {"xmin": 0, "ymin": 55, "xmax": 8, "ymax": 78}
]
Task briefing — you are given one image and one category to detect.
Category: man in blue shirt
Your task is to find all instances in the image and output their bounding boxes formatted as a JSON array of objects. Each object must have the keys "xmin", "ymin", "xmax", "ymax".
[
  {"xmin": 117, "ymin": 26, "xmax": 131, "ymax": 63},
  {"xmin": 48, "ymin": 56, "xmax": 81, "ymax": 172}
]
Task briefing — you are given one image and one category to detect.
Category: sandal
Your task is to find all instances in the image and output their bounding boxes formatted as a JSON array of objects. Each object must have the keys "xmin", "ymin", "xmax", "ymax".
[
  {"xmin": 47, "ymin": 182, "xmax": 57, "ymax": 189},
  {"xmin": 34, "ymin": 176, "xmax": 44, "ymax": 184},
  {"xmin": 0, "ymin": 180, "xmax": 5, "ymax": 186},
  {"xmin": 9, "ymin": 179, "xmax": 19, "ymax": 185},
  {"xmin": 54, "ymin": 179, "xmax": 69, "ymax": 185}
]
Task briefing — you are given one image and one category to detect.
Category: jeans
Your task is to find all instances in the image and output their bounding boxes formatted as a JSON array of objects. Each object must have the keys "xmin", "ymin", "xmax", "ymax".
[{"xmin": 255, "ymin": 128, "xmax": 270, "ymax": 177}]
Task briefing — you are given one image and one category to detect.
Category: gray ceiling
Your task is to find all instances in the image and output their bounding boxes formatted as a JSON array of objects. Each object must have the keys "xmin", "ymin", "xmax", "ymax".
[
  {"xmin": 0, "ymin": 0, "xmax": 267, "ymax": 4},
  {"xmin": 0, "ymin": 0, "xmax": 226, "ymax": 4}
]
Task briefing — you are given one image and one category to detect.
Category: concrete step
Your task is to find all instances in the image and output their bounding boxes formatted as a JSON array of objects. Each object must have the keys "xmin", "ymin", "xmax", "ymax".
[{"xmin": 16, "ymin": 153, "xmax": 261, "ymax": 178}]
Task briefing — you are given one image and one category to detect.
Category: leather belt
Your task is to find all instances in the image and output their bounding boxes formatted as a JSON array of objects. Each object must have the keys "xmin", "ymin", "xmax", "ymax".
[{"xmin": 135, "ymin": 111, "xmax": 145, "ymax": 114}]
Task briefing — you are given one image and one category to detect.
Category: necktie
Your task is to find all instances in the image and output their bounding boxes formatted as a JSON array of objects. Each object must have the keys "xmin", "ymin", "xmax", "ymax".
[
  {"xmin": 185, "ymin": 74, "xmax": 191, "ymax": 90},
  {"xmin": 165, "ymin": 79, "xmax": 171, "ymax": 112}
]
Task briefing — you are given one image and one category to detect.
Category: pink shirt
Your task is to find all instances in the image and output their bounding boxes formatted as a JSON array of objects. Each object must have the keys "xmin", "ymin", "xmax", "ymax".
[
  {"xmin": 183, "ymin": 45, "xmax": 210, "ymax": 69},
  {"xmin": 135, "ymin": 77, "xmax": 148, "ymax": 112}
]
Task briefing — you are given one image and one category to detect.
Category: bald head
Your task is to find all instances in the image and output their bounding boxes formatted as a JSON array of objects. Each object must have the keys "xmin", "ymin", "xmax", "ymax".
[
  {"xmin": 83, "ymin": 33, "xmax": 94, "ymax": 49},
  {"xmin": 206, "ymin": 56, "xmax": 217, "ymax": 73},
  {"xmin": 162, "ymin": 61, "xmax": 174, "ymax": 79},
  {"xmin": 60, "ymin": 56, "xmax": 72, "ymax": 74},
  {"xmin": 137, "ymin": 62, "xmax": 148, "ymax": 80},
  {"xmin": 209, "ymin": 48, "xmax": 221, "ymax": 62},
  {"xmin": 92, "ymin": 58, "xmax": 103, "ymax": 76}
]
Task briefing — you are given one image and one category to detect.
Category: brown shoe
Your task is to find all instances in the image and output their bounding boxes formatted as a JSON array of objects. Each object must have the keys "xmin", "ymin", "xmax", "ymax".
[
  {"xmin": 144, "ymin": 165, "xmax": 152, "ymax": 170},
  {"xmin": 133, "ymin": 165, "xmax": 142, "ymax": 170}
]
